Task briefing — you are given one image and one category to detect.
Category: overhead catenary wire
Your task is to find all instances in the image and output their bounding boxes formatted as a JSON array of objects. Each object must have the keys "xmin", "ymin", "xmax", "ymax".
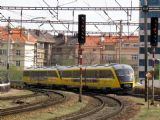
[
  {"xmin": 42, "ymin": 0, "xmax": 72, "ymax": 33},
  {"xmin": 0, "ymin": 6, "xmax": 156, "ymax": 11}
]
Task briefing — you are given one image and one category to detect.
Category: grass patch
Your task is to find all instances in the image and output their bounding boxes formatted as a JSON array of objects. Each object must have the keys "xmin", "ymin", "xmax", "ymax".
[
  {"xmin": 129, "ymin": 97, "xmax": 160, "ymax": 120},
  {"xmin": 23, "ymin": 93, "xmax": 88, "ymax": 120}
]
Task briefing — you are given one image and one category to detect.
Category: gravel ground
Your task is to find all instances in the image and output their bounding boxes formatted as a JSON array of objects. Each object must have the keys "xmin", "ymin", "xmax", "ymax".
[
  {"xmin": 0, "ymin": 90, "xmax": 149, "ymax": 120},
  {"xmin": 0, "ymin": 91, "xmax": 91, "ymax": 120},
  {"xmin": 108, "ymin": 95, "xmax": 141, "ymax": 120},
  {"xmin": 0, "ymin": 89, "xmax": 33, "ymax": 97}
]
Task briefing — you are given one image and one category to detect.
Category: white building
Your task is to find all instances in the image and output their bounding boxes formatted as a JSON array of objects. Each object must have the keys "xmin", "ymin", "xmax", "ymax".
[{"xmin": 0, "ymin": 27, "xmax": 37, "ymax": 69}]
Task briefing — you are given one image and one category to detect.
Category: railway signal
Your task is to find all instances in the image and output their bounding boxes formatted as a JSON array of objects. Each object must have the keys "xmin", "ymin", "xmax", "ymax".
[
  {"xmin": 150, "ymin": 17, "xmax": 158, "ymax": 47},
  {"xmin": 78, "ymin": 14, "xmax": 86, "ymax": 44}
]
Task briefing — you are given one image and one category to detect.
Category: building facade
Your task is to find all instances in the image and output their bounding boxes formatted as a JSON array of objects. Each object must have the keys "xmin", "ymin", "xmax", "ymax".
[
  {"xmin": 0, "ymin": 27, "xmax": 36, "ymax": 69},
  {"xmin": 139, "ymin": 0, "xmax": 160, "ymax": 80},
  {"xmin": 28, "ymin": 30, "xmax": 55, "ymax": 67}
]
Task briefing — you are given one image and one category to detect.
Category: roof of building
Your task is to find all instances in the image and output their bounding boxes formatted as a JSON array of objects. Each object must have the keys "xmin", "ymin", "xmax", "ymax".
[
  {"xmin": 0, "ymin": 27, "xmax": 37, "ymax": 44},
  {"xmin": 84, "ymin": 35, "xmax": 138, "ymax": 46},
  {"xmin": 28, "ymin": 29, "xmax": 56, "ymax": 43}
]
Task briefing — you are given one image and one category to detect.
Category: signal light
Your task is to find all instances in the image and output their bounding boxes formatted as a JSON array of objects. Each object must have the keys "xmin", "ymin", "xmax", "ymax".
[
  {"xmin": 78, "ymin": 14, "xmax": 86, "ymax": 44},
  {"xmin": 150, "ymin": 17, "xmax": 158, "ymax": 47}
]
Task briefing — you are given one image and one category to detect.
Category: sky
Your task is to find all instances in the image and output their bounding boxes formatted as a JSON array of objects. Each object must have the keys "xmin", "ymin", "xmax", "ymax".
[{"xmin": 0, "ymin": 0, "xmax": 140, "ymax": 36}]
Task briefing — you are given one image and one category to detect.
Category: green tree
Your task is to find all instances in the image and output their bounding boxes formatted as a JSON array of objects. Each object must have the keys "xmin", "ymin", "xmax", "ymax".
[
  {"xmin": 8, "ymin": 65, "xmax": 23, "ymax": 81},
  {"xmin": 155, "ymin": 64, "xmax": 159, "ymax": 80},
  {"xmin": 0, "ymin": 70, "xmax": 7, "ymax": 83}
]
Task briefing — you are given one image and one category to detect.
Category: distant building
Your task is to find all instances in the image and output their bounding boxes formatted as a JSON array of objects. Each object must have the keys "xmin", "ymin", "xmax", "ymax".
[
  {"xmin": 52, "ymin": 34, "xmax": 78, "ymax": 65},
  {"xmin": 139, "ymin": 1, "xmax": 160, "ymax": 80},
  {"xmin": 0, "ymin": 27, "xmax": 36, "ymax": 69},
  {"xmin": 28, "ymin": 29, "xmax": 55, "ymax": 67}
]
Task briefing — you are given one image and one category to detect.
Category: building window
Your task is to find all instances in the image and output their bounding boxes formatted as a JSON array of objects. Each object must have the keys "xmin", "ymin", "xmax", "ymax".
[
  {"xmin": 140, "ymin": 47, "xmax": 152, "ymax": 54},
  {"xmin": 0, "ymin": 43, "xmax": 4, "ymax": 47},
  {"xmin": 105, "ymin": 45, "xmax": 114, "ymax": 50},
  {"xmin": 139, "ymin": 71, "xmax": 145, "ymax": 78},
  {"xmin": 0, "ymin": 49, "xmax": 7, "ymax": 55},
  {"xmin": 132, "ymin": 55, "xmax": 138, "ymax": 60},
  {"xmin": 56, "ymin": 48, "xmax": 62, "ymax": 52},
  {"xmin": 123, "ymin": 44, "xmax": 130, "ymax": 48},
  {"xmin": 139, "ymin": 59, "xmax": 145, "ymax": 66},
  {"xmin": 16, "ymin": 50, "xmax": 21, "ymax": 56},
  {"xmin": 93, "ymin": 48, "xmax": 96, "ymax": 51},
  {"xmin": 133, "ymin": 44, "xmax": 139, "ymax": 48},
  {"xmin": 16, "ymin": 61, "xmax": 20, "ymax": 66},
  {"xmin": 0, "ymin": 50, "xmax": 2, "ymax": 55},
  {"xmin": 37, "ymin": 43, "xmax": 44, "ymax": 49}
]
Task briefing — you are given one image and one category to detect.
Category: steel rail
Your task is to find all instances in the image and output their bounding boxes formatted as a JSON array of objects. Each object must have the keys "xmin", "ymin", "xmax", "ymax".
[
  {"xmin": 56, "ymin": 94, "xmax": 123, "ymax": 120},
  {"xmin": 0, "ymin": 89, "xmax": 66, "ymax": 116}
]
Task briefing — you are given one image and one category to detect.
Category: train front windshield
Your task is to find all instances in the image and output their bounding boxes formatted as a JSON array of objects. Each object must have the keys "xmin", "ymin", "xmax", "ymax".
[{"xmin": 115, "ymin": 69, "xmax": 134, "ymax": 82}]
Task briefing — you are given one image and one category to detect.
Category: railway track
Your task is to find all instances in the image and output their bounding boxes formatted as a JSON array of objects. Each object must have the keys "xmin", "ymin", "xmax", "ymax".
[
  {"xmin": 131, "ymin": 86, "xmax": 160, "ymax": 101},
  {"xmin": 54, "ymin": 94, "xmax": 123, "ymax": 120},
  {"xmin": 0, "ymin": 89, "xmax": 66, "ymax": 116},
  {"xmin": 9, "ymin": 81, "xmax": 124, "ymax": 119}
]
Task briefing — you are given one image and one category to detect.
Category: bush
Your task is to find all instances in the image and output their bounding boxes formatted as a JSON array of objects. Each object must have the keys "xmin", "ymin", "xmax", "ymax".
[{"xmin": 9, "ymin": 66, "xmax": 23, "ymax": 81}]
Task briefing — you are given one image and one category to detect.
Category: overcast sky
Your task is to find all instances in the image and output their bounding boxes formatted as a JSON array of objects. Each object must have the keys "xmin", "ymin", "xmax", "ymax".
[{"xmin": 0, "ymin": 0, "xmax": 140, "ymax": 35}]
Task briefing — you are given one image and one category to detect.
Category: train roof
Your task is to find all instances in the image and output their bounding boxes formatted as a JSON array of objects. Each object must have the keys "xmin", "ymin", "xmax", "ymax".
[
  {"xmin": 57, "ymin": 64, "xmax": 118, "ymax": 70},
  {"xmin": 24, "ymin": 66, "xmax": 58, "ymax": 71},
  {"xmin": 24, "ymin": 64, "xmax": 133, "ymax": 71}
]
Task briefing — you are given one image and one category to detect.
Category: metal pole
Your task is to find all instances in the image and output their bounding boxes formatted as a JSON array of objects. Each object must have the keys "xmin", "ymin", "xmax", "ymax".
[
  {"xmin": 79, "ymin": 44, "xmax": 83, "ymax": 102},
  {"xmin": 119, "ymin": 20, "xmax": 122, "ymax": 64},
  {"xmin": 147, "ymin": 76, "xmax": 149, "ymax": 109},
  {"xmin": 143, "ymin": 0, "xmax": 148, "ymax": 102},
  {"xmin": 159, "ymin": 60, "xmax": 160, "ymax": 87},
  {"xmin": 7, "ymin": 17, "xmax": 11, "ymax": 82},
  {"xmin": 159, "ymin": 60, "xmax": 160, "ymax": 80},
  {"xmin": 100, "ymin": 46, "xmax": 102, "ymax": 64},
  {"xmin": 151, "ymin": 47, "xmax": 155, "ymax": 105}
]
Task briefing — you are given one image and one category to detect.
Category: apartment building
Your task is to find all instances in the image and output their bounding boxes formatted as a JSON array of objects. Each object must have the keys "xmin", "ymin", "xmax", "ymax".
[
  {"xmin": 0, "ymin": 27, "xmax": 36, "ymax": 69},
  {"xmin": 52, "ymin": 34, "xmax": 77, "ymax": 65},
  {"xmin": 139, "ymin": 0, "xmax": 160, "ymax": 79},
  {"xmin": 28, "ymin": 30, "xmax": 55, "ymax": 67}
]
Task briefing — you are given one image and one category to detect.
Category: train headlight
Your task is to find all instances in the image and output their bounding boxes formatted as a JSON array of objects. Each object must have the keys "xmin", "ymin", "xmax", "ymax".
[{"xmin": 123, "ymin": 84, "xmax": 132, "ymax": 88}]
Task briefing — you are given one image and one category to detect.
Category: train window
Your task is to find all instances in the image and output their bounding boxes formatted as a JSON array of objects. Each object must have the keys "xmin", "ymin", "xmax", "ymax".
[
  {"xmin": 72, "ymin": 70, "xmax": 80, "ymax": 78},
  {"xmin": 39, "ymin": 71, "xmax": 47, "ymax": 77},
  {"xmin": 82, "ymin": 70, "xmax": 85, "ymax": 77},
  {"xmin": 85, "ymin": 70, "xmax": 98, "ymax": 78},
  {"xmin": 98, "ymin": 70, "xmax": 114, "ymax": 78},
  {"xmin": 23, "ymin": 71, "xmax": 29, "ymax": 76},
  {"xmin": 61, "ymin": 71, "xmax": 72, "ymax": 78},
  {"xmin": 39, "ymin": 71, "xmax": 49, "ymax": 80},
  {"xmin": 116, "ymin": 69, "xmax": 132, "ymax": 76},
  {"xmin": 30, "ymin": 71, "xmax": 38, "ymax": 80},
  {"xmin": 47, "ymin": 71, "xmax": 58, "ymax": 77}
]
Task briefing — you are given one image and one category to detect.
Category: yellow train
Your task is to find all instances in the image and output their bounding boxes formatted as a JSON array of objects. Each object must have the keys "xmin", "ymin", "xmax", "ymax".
[{"xmin": 23, "ymin": 64, "xmax": 136, "ymax": 92}]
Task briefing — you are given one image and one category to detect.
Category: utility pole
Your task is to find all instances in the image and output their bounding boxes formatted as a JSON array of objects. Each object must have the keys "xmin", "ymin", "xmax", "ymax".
[
  {"xmin": 7, "ymin": 17, "xmax": 11, "ymax": 83},
  {"xmin": 143, "ymin": 0, "xmax": 148, "ymax": 102},
  {"xmin": 78, "ymin": 14, "xmax": 86, "ymax": 102},
  {"xmin": 78, "ymin": 44, "xmax": 83, "ymax": 102},
  {"xmin": 151, "ymin": 47, "xmax": 155, "ymax": 105},
  {"xmin": 119, "ymin": 20, "xmax": 122, "ymax": 64},
  {"xmin": 150, "ymin": 17, "xmax": 158, "ymax": 105}
]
